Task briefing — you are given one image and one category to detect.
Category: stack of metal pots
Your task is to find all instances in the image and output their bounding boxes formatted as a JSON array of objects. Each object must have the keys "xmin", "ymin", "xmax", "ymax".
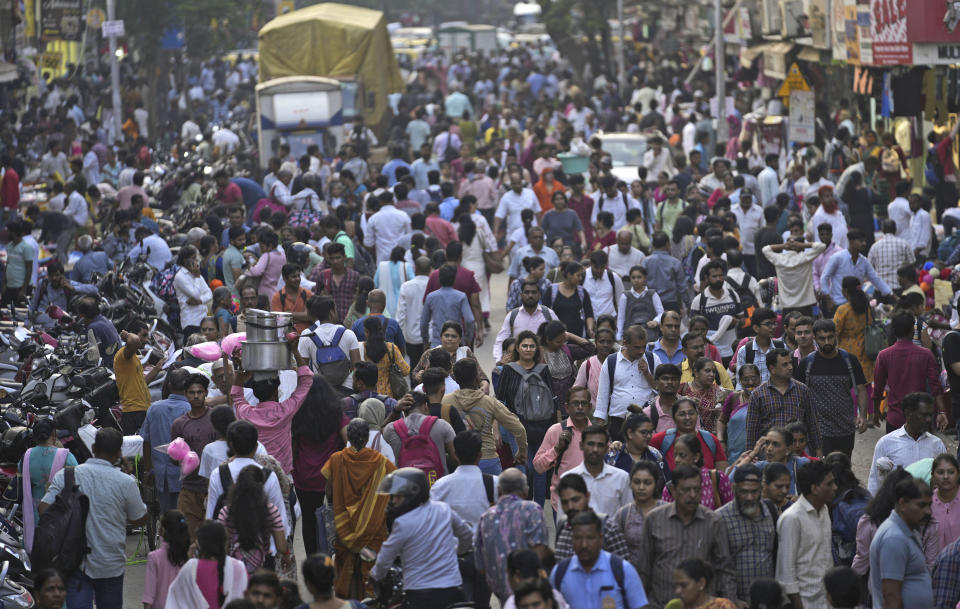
[{"xmin": 241, "ymin": 309, "xmax": 294, "ymax": 371}]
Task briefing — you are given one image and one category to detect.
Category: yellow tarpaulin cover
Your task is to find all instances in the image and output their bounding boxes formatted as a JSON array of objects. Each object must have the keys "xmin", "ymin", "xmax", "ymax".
[{"xmin": 258, "ymin": 2, "xmax": 404, "ymax": 126}]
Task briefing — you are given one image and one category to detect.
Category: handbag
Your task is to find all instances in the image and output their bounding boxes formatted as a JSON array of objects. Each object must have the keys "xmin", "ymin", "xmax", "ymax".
[
  {"xmin": 483, "ymin": 248, "xmax": 505, "ymax": 274},
  {"xmin": 387, "ymin": 346, "xmax": 410, "ymax": 399},
  {"xmin": 864, "ymin": 309, "xmax": 886, "ymax": 360}
]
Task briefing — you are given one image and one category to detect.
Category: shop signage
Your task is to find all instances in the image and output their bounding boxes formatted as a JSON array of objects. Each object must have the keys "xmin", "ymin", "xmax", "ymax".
[
  {"xmin": 40, "ymin": 0, "xmax": 83, "ymax": 41},
  {"xmin": 913, "ymin": 42, "xmax": 960, "ymax": 64}
]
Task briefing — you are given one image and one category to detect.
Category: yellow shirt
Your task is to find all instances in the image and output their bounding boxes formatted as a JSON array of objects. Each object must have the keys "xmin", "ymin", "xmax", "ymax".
[
  {"xmin": 680, "ymin": 358, "xmax": 735, "ymax": 390},
  {"xmin": 114, "ymin": 349, "xmax": 150, "ymax": 412}
]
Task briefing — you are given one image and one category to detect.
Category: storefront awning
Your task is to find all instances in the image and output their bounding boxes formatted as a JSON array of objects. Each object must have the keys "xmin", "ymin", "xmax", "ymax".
[
  {"xmin": 762, "ymin": 42, "xmax": 795, "ymax": 79},
  {"xmin": 0, "ymin": 62, "xmax": 17, "ymax": 83},
  {"xmin": 740, "ymin": 43, "xmax": 775, "ymax": 68}
]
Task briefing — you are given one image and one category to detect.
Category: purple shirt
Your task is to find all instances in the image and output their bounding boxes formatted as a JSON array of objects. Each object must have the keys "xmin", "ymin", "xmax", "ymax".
[{"xmin": 812, "ymin": 242, "xmax": 842, "ymax": 291}]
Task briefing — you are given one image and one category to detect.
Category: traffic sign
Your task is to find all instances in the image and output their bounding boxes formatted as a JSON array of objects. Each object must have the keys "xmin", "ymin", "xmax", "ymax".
[
  {"xmin": 101, "ymin": 19, "xmax": 125, "ymax": 38},
  {"xmin": 86, "ymin": 8, "xmax": 105, "ymax": 28},
  {"xmin": 777, "ymin": 63, "xmax": 810, "ymax": 97}
]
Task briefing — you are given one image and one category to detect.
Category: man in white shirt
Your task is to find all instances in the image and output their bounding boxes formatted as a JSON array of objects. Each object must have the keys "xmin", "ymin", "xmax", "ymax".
[
  {"xmin": 583, "ymin": 250, "xmax": 625, "ymax": 317},
  {"xmin": 595, "ymin": 325, "xmax": 660, "ymax": 440},
  {"xmin": 82, "ymin": 139, "xmax": 100, "ymax": 187},
  {"xmin": 642, "ymin": 136, "xmax": 676, "ymax": 179},
  {"xmin": 431, "ymin": 430, "xmax": 498, "ymax": 530},
  {"xmin": 907, "ymin": 191, "xmax": 932, "ymax": 258},
  {"xmin": 205, "ymin": 420, "xmax": 290, "ymax": 535},
  {"xmin": 565, "ymin": 425, "xmax": 630, "ymax": 517},
  {"xmin": 758, "ymin": 154, "xmax": 780, "ymax": 207},
  {"xmin": 867, "ymin": 392, "xmax": 945, "ymax": 494},
  {"xmin": 364, "ymin": 191, "xmax": 412, "ymax": 263},
  {"xmin": 269, "ymin": 170, "xmax": 294, "ymax": 208},
  {"xmin": 64, "ymin": 180, "xmax": 89, "ymax": 228},
  {"xmin": 887, "ymin": 181, "xmax": 912, "ymax": 240},
  {"xmin": 174, "ymin": 256, "xmax": 213, "ymax": 335},
  {"xmin": 128, "ymin": 226, "xmax": 173, "ymax": 271},
  {"xmin": 731, "ymin": 188, "xmax": 764, "ymax": 275},
  {"xmin": 494, "ymin": 174, "xmax": 539, "ymax": 241},
  {"xmin": 591, "ymin": 176, "xmax": 637, "ymax": 231},
  {"xmin": 396, "ymin": 257, "xmax": 431, "ymax": 368},
  {"xmin": 762, "ymin": 240, "xmax": 826, "ymax": 314},
  {"xmin": 603, "ymin": 231, "xmax": 646, "ymax": 279}
]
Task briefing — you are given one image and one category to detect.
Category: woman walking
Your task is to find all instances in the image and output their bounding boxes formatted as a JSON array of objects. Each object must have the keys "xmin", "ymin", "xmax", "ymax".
[{"xmin": 218, "ymin": 465, "xmax": 290, "ymax": 573}]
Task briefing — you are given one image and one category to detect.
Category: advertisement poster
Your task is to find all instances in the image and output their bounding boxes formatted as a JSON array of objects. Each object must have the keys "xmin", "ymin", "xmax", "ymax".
[
  {"xmin": 832, "ymin": 0, "xmax": 848, "ymax": 61},
  {"xmin": 857, "ymin": 5, "xmax": 874, "ymax": 65},
  {"xmin": 40, "ymin": 0, "xmax": 82, "ymax": 41},
  {"xmin": 845, "ymin": 1, "xmax": 861, "ymax": 64},
  {"xmin": 869, "ymin": 0, "xmax": 912, "ymax": 64},
  {"xmin": 908, "ymin": 0, "xmax": 960, "ymax": 41},
  {"xmin": 788, "ymin": 90, "xmax": 816, "ymax": 144}
]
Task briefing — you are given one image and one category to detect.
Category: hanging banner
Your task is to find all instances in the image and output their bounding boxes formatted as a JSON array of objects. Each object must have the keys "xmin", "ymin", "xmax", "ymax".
[
  {"xmin": 856, "ymin": 4, "xmax": 874, "ymax": 65},
  {"xmin": 40, "ymin": 0, "xmax": 83, "ymax": 41},
  {"xmin": 869, "ymin": 0, "xmax": 912, "ymax": 64},
  {"xmin": 788, "ymin": 90, "xmax": 816, "ymax": 144}
]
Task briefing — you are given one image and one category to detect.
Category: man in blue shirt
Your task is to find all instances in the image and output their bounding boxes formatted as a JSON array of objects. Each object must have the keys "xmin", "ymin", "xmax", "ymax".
[
  {"xmin": 551, "ymin": 510, "xmax": 650, "ymax": 609},
  {"xmin": 381, "ymin": 144, "xmax": 412, "ymax": 188},
  {"xmin": 420, "ymin": 265, "xmax": 475, "ymax": 347},
  {"xmin": 868, "ymin": 476, "xmax": 933, "ymax": 609},
  {"xmin": 138, "ymin": 368, "xmax": 192, "ymax": 513},
  {"xmin": 438, "ymin": 183, "xmax": 459, "ymax": 221},
  {"xmin": 72, "ymin": 235, "xmax": 113, "ymax": 283},
  {"xmin": 77, "ymin": 296, "xmax": 121, "ymax": 368},
  {"xmin": 351, "ymin": 289, "xmax": 406, "ymax": 353},
  {"xmin": 820, "ymin": 228, "xmax": 894, "ymax": 307}
]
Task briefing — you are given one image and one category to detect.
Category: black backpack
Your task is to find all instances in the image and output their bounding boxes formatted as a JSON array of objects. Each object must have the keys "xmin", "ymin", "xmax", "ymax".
[
  {"xmin": 214, "ymin": 462, "xmax": 274, "ymax": 520},
  {"xmin": 724, "ymin": 274, "xmax": 756, "ymax": 309},
  {"xmin": 31, "ymin": 467, "xmax": 90, "ymax": 575}
]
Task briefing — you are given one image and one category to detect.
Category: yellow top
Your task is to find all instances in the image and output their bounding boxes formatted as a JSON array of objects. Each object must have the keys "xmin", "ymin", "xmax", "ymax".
[
  {"xmin": 114, "ymin": 349, "xmax": 150, "ymax": 412},
  {"xmin": 680, "ymin": 358, "xmax": 735, "ymax": 390}
]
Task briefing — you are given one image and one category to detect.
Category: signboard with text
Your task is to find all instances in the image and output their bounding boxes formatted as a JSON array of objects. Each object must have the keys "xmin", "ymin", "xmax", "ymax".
[
  {"xmin": 40, "ymin": 0, "xmax": 83, "ymax": 41},
  {"xmin": 788, "ymin": 90, "xmax": 816, "ymax": 144},
  {"xmin": 869, "ymin": 0, "xmax": 912, "ymax": 64},
  {"xmin": 101, "ymin": 19, "xmax": 124, "ymax": 38}
]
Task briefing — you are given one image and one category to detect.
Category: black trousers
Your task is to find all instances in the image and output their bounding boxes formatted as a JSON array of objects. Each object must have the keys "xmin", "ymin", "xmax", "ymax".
[
  {"xmin": 121, "ymin": 410, "xmax": 147, "ymax": 436},
  {"xmin": 822, "ymin": 433, "xmax": 855, "ymax": 458},
  {"xmin": 297, "ymin": 487, "xmax": 326, "ymax": 556},
  {"xmin": 402, "ymin": 587, "xmax": 464, "ymax": 609},
  {"xmin": 606, "ymin": 416, "xmax": 626, "ymax": 442}
]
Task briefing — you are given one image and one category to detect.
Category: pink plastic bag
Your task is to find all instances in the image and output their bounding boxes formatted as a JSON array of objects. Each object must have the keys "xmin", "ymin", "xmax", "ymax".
[
  {"xmin": 221, "ymin": 332, "xmax": 246, "ymax": 358},
  {"xmin": 189, "ymin": 341, "xmax": 223, "ymax": 362}
]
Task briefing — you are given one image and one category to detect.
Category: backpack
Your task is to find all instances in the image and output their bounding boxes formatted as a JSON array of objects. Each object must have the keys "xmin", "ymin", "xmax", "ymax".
[
  {"xmin": 152, "ymin": 263, "xmax": 181, "ymax": 305},
  {"xmin": 508, "ymin": 306, "xmax": 553, "ymax": 336},
  {"xmin": 826, "ymin": 141, "xmax": 847, "ymax": 178},
  {"xmin": 351, "ymin": 237, "xmax": 376, "ymax": 277},
  {"xmin": 553, "ymin": 553, "xmax": 629, "ymax": 609},
  {"xmin": 831, "ymin": 488, "xmax": 870, "ymax": 565},
  {"xmin": 31, "ymin": 467, "xmax": 90, "ymax": 575},
  {"xmin": 309, "ymin": 327, "xmax": 351, "ymax": 388},
  {"xmin": 744, "ymin": 340, "xmax": 786, "ymax": 365},
  {"xmin": 661, "ymin": 428, "xmax": 718, "ymax": 459},
  {"xmin": 214, "ymin": 463, "xmax": 274, "ymax": 520},
  {"xmin": 724, "ymin": 274, "xmax": 756, "ymax": 309},
  {"xmin": 394, "ymin": 416, "xmax": 445, "ymax": 485},
  {"xmin": 803, "ymin": 350, "xmax": 858, "ymax": 389},
  {"xmin": 605, "ymin": 351, "xmax": 655, "ymax": 412},
  {"xmin": 510, "ymin": 363, "xmax": 556, "ymax": 421}
]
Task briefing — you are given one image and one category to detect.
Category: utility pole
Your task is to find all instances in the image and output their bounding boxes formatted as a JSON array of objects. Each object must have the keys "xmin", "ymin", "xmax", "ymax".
[
  {"xmin": 715, "ymin": 0, "xmax": 728, "ymax": 143},
  {"xmin": 106, "ymin": 0, "xmax": 123, "ymax": 144},
  {"xmin": 617, "ymin": 0, "xmax": 626, "ymax": 93}
]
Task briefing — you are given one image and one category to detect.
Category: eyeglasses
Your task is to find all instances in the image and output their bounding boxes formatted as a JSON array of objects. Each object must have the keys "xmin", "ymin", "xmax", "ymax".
[{"xmin": 635, "ymin": 429, "xmax": 653, "ymax": 436}]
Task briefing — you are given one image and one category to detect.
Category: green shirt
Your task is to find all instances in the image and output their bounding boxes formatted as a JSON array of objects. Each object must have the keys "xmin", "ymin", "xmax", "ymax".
[
  {"xmin": 657, "ymin": 199, "xmax": 685, "ymax": 236},
  {"xmin": 5, "ymin": 239, "xmax": 33, "ymax": 289},
  {"xmin": 221, "ymin": 245, "xmax": 245, "ymax": 296},
  {"xmin": 335, "ymin": 231, "xmax": 355, "ymax": 259}
]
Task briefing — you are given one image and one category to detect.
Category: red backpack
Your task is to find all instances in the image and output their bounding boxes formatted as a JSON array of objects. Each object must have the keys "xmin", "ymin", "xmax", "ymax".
[{"xmin": 394, "ymin": 416, "xmax": 445, "ymax": 486}]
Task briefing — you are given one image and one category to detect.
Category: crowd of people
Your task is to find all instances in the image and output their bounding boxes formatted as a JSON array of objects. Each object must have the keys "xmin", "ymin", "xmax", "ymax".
[{"xmin": 5, "ymin": 29, "xmax": 960, "ymax": 609}]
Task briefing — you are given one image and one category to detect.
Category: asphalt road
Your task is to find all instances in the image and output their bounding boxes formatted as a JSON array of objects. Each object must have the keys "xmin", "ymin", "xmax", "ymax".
[{"xmin": 118, "ymin": 270, "xmax": 954, "ymax": 607}]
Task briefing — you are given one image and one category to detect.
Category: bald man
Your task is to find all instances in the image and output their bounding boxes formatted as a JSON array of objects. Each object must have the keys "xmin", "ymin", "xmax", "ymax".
[
  {"xmin": 350, "ymin": 288, "xmax": 406, "ymax": 353},
  {"xmin": 604, "ymin": 230, "xmax": 647, "ymax": 278}
]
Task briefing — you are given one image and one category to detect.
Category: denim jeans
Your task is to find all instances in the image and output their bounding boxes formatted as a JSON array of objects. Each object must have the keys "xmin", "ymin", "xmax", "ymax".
[
  {"xmin": 66, "ymin": 571, "xmax": 124, "ymax": 609},
  {"xmin": 477, "ymin": 458, "xmax": 502, "ymax": 475}
]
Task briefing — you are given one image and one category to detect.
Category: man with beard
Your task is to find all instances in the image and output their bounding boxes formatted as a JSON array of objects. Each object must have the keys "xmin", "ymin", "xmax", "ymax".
[
  {"xmin": 717, "ymin": 465, "xmax": 778, "ymax": 606},
  {"xmin": 689, "ymin": 260, "xmax": 743, "ymax": 365},
  {"xmin": 553, "ymin": 472, "xmax": 629, "ymax": 561},
  {"xmin": 793, "ymin": 319, "xmax": 869, "ymax": 458},
  {"xmin": 869, "ymin": 477, "xmax": 934, "ymax": 609}
]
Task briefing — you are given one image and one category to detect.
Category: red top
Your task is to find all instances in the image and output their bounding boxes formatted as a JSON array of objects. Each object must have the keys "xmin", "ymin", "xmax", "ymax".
[
  {"xmin": 425, "ymin": 215, "xmax": 458, "ymax": 246},
  {"xmin": 873, "ymin": 338, "xmax": 943, "ymax": 428},
  {"xmin": 423, "ymin": 265, "xmax": 481, "ymax": 302},
  {"xmin": 937, "ymin": 134, "xmax": 957, "ymax": 178},
  {"xmin": 1, "ymin": 168, "xmax": 19, "ymax": 210},
  {"xmin": 218, "ymin": 182, "xmax": 243, "ymax": 205},
  {"xmin": 650, "ymin": 429, "xmax": 727, "ymax": 469},
  {"xmin": 292, "ymin": 414, "xmax": 349, "ymax": 491}
]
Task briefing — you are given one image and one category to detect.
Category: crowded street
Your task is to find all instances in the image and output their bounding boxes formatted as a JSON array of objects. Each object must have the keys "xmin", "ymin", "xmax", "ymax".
[{"xmin": 2, "ymin": 0, "xmax": 960, "ymax": 608}]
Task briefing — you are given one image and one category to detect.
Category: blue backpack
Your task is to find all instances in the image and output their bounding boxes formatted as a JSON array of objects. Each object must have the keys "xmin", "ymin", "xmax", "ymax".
[
  {"xmin": 308, "ymin": 327, "xmax": 351, "ymax": 388},
  {"xmin": 661, "ymin": 428, "xmax": 718, "ymax": 458},
  {"xmin": 553, "ymin": 553, "xmax": 629, "ymax": 609}
]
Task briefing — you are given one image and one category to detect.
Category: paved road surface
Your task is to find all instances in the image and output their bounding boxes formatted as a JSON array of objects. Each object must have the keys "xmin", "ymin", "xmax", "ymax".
[{"xmin": 118, "ymin": 270, "xmax": 954, "ymax": 606}]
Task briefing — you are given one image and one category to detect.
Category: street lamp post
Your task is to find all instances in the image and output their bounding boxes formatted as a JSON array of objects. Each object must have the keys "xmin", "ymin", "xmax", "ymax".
[
  {"xmin": 617, "ymin": 0, "xmax": 626, "ymax": 93},
  {"xmin": 715, "ymin": 0, "xmax": 728, "ymax": 143}
]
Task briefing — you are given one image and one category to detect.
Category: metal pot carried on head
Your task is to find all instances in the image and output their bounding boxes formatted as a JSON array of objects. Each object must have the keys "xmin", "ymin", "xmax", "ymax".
[{"xmin": 241, "ymin": 309, "xmax": 294, "ymax": 372}]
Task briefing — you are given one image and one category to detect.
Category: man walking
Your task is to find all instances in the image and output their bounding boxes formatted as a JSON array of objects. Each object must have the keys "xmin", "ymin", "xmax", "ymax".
[
  {"xmin": 746, "ymin": 349, "xmax": 821, "ymax": 456},
  {"xmin": 642, "ymin": 231, "xmax": 686, "ymax": 313},
  {"xmin": 40, "ymin": 428, "xmax": 147, "ymax": 609},
  {"xmin": 776, "ymin": 460, "xmax": 837, "ymax": 609},
  {"xmin": 595, "ymin": 325, "xmax": 660, "ymax": 440},
  {"xmin": 867, "ymin": 392, "xmax": 945, "ymax": 494},
  {"xmin": 421, "ymin": 265, "xmax": 475, "ymax": 347},
  {"xmin": 171, "ymin": 373, "xmax": 219, "ymax": 537},
  {"xmin": 140, "ymin": 368, "xmax": 192, "ymax": 513},
  {"xmin": 492, "ymin": 280, "xmax": 556, "ymax": 361},
  {"xmin": 793, "ymin": 319, "xmax": 869, "ymax": 457},
  {"xmin": 869, "ymin": 477, "xmax": 933, "ymax": 609},
  {"xmin": 396, "ymin": 256, "xmax": 431, "ymax": 368},
  {"xmin": 717, "ymin": 465, "xmax": 778, "ymax": 605}
]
